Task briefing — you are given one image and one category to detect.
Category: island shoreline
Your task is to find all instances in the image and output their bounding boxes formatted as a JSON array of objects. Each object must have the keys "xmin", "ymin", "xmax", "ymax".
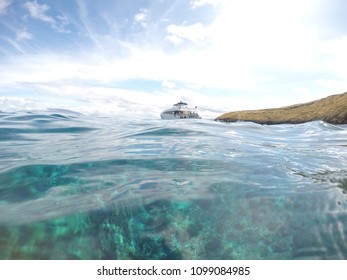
[{"xmin": 215, "ymin": 92, "xmax": 347, "ymax": 125}]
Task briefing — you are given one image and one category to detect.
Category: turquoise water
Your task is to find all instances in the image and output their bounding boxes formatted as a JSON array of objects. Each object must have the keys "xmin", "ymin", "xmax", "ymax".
[{"xmin": 1, "ymin": 110, "xmax": 347, "ymax": 259}]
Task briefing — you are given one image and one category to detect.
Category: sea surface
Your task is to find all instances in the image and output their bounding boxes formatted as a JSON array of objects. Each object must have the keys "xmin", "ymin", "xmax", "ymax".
[{"xmin": 1, "ymin": 110, "xmax": 347, "ymax": 260}]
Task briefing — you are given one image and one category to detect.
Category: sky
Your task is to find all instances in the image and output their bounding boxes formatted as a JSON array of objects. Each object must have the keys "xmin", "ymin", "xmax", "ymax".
[{"xmin": 0, "ymin": 0, "xmax": 347, "ymax": 118}]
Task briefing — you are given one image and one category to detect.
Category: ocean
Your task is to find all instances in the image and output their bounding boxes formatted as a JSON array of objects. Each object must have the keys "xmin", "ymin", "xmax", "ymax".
[{"xmin": 0, "ymin": 110, "xmax": 347, "ymax": 259}]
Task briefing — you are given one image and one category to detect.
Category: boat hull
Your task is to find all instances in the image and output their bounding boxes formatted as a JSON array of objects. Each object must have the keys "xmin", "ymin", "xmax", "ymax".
[{"xmin": 160, "ymin": 111, "xmax": 201, "ymax": 119}]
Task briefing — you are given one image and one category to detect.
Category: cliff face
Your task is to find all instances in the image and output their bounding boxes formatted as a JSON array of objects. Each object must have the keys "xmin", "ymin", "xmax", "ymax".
[{"xmin": 216, "ymin": 92, "xmax": 347, "ymax": 125}]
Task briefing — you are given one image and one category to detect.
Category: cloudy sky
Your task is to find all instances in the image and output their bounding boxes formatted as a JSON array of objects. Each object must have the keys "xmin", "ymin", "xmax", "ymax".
[{"xmin": 0, "ymin": 0, "xmax": 346, "ymax": 117}]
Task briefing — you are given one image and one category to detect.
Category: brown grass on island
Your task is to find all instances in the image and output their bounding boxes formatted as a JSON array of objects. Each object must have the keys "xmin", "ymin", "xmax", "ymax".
[{"xmin": 215, "ymin": 92, "xmax": 347, "ymax": 125}]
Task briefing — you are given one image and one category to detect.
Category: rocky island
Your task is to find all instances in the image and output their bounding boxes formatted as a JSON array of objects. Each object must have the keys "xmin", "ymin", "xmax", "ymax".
[{"xmin": 216, "ymin": 92, "xmax": 347, "ymax": 125}]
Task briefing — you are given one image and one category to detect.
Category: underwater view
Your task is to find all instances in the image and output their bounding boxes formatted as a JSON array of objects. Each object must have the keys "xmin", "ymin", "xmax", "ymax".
[{"xmin": 1, "ymin": 110, "xmax": 347, "ymax": 259}]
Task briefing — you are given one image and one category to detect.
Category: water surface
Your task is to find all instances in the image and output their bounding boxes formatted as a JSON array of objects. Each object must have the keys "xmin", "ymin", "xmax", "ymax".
[{"xmin": 1, "ymin": 111, "xmax": 347, "ymax": 259}]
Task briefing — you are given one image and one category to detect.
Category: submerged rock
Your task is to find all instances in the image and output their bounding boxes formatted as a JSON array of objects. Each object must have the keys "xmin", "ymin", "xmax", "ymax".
[{"xmin": 216, "ymin": 92, "xmax": 347, "ymax": 125}]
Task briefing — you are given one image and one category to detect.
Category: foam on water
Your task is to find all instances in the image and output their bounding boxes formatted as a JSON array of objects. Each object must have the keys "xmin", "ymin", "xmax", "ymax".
[{"xmin": 0, "ymin": 110, "xmax": 347, "ymax": 259}]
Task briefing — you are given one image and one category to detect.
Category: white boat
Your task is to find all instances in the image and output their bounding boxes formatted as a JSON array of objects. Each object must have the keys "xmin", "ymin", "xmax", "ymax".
[{"xmin": 160, "ymin": 101, "xmax": 201, "ymax": 119}]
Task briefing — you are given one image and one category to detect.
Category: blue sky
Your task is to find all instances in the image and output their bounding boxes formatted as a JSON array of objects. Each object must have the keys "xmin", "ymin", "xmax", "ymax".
[{"xmin": 0, "ymin": 0, "xmax": 347, "ymax": 117}]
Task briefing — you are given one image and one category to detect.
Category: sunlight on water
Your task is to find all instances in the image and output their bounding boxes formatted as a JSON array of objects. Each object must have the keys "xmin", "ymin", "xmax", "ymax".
[{"xmin": 1, "ymin": 111, "xmax": 347, "ymax": 259}]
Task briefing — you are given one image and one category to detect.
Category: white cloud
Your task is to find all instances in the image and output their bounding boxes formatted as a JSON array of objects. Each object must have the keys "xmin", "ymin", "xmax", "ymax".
[
  {"xmin": 162, "ymin": 80, "xmax": 176, "ymax": 89},
  {"xmin": 134, "ymin": 8, "xmax": 148, "ymax": 27},
  {"xmin": 24, "ymin": 1, "xmax": 70, "ymax": 32},
  {"xmin": 319, "ymin": 35, "xmax": 347, "ymax": 79},
  {"xmin": 315, "ymin": 79, "xmax": 347, "ymax": 95},
  {"xmin": 0, "ymin": 96, "xmax": 54, "ymax": 112},
  {"xmin": 190, "ymin": 0, "xmax": 221, "ymax": 9},
  {"xmin": 55, "ymin": 14, "xmax": 71, "ymax": 33},
  {"xmin": 208, "ymin": 0, "xmax": 320, "ymax": 70},
  {"xmin": 166, "ymin": 22, "xmax": 208, "ymax": 44},
  {"xmin": 16, "ymin": 28, "xmax": 33, "ymax": 41},
  {"xmin": 76, "ymin": 0, "xmax": 103, "ymax": 49},
  {"xmin": 11, "ymin": 83, "xmax": 181, "ymax": 117},
  {"xmin": 3, "ymin": 37, "xmax": 26, "ymax": 54},
  {"xmin": 24, "ymin": 1, "xmax": 55, "ymax": 25},
  {"xmin": 166, "ymin": 34, "xmax": 183, "ymax": 45},
  {"xmin": 0, "ymin": 0, "xmax": 11, "ymax": 15}
]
